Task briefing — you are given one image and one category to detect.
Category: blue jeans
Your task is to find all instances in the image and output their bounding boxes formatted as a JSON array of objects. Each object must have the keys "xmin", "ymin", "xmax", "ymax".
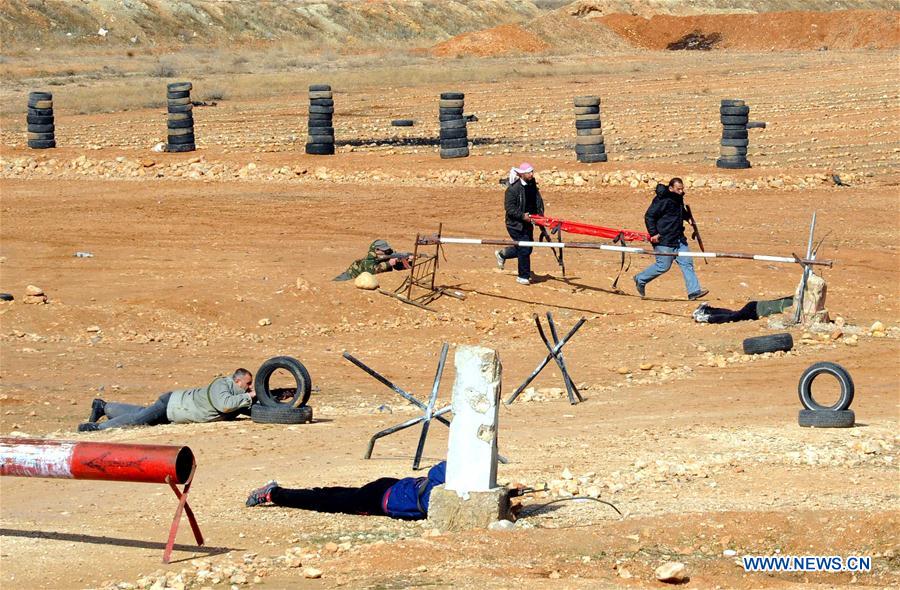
[
  {"xmin": 635, "ymin": 240, "xmax": 701, "ymax": 296},
  {"xmin": 98, "ymin": 392, "xmax": 172, "ymax": 430}
]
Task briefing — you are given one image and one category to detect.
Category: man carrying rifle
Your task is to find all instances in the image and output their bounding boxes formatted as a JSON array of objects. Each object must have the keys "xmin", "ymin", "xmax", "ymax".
[
  {"xmin": 634, "ymin": 177, "xmax": 709, "ymax": 300},
  {"xmin": 334, "ymin": 239, "xmax": 413, "ymax": 281}
]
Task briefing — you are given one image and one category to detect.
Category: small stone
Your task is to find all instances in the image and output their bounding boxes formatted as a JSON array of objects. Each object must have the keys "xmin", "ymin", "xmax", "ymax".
[
  {"xmin": 257, "ymin": 318, "xmax": 271, "ymax": 326},
  {"xmin": 618, "ymin": 568, "xmax": 632, "ymax": 579},
  {"xmin": 488, "ymin": 519, "xmax": 516, "ymax": 531},
  {"xmin": 616, "ymin": 367, "xmax": 630, "ymax": 375},
  {"xmin": 25, "ymin": 285, "xmax": 43, "ymax": 296},
  {"xmin": 323, "ymin": 542, "xmax": 339, "ymax": 553},
  {"xmin": 416, "ymin": 565, "xmax": 428, "ymax": 573},
  {"xmin": 870, "ymin": 321, "xmax": 884, "ymax": 333},
  {"xmin": 723, "ymin": 549, "xmax": 737, "ymax": 557},
  {"xmin": 354, "ymin": 272, "xmax": 379, "ymax": 290},
  {"xmin": 548, "ymin": 570, "xmax": 561, "ymax": 579},
  {"xmin": 302, "ymin": 567, "xmax": 322, "ymax": 579},
  {"xmin": 655, "ymin": 561, "xmax": 687, "ymax": 583},
  {"xmin": 640, "ymin": 362, "xmax": 654, "ymax": 370},
  {"xmin": 86, "ymin": 325, "xmax": 101, "ymax": 333}
]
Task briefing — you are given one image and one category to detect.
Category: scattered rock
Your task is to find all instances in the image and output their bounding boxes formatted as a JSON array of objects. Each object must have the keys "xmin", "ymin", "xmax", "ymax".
[
  {"xmin": 655, "ymin": 561, "xmax": 688, "ymax": 583},
  {"xmin": 25, "ymin": 285, "xmax": 44, "ymax": 296},
  {"xmin": 258, "ymin": 318, "xmax": 271, "ymax": 326},
  {"xmin": 488, "ymin": 519, "xmax": 516, "ymax": 531},
  {"xmin": 302, "ymin": 567, "xmax": 322, "ymax": 579},
  {"xmin": 354, "ymin": 272, "xmax": 379, "ymax": 290}
]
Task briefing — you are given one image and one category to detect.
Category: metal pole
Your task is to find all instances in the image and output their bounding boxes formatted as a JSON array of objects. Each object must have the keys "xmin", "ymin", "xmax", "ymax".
[
  {"xmin": 413, "ymin": 343, "xmax": 449, "ymax": 470},
  {"xmin": 545, "ymin": 313, "xmax": 583, "ymax": 404},
  {"xmin": 793, "ymin": 211, "xmax": 818, "ymax": 324},
  {"xmin": 418, "ymin": 236, "xmax": 832, "ymax": 267},
  {"xmin": 505, "ymin": 317, "xmax": 587, "ymax": 405}
]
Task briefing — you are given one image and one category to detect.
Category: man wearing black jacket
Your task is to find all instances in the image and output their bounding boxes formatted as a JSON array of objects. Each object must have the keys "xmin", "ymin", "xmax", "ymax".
[
  {"xmin": 496, "ymin": 162, "xmax": 545, "ymax": 285},
  {"xmin": 634, "ymin": 178, "xmax": 709, "ymax": 300}
]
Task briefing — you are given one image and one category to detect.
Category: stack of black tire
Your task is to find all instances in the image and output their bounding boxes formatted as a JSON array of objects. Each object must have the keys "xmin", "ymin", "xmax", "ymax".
[
  {"xmin": 27, "ymin": 91, "xmax": 55, "ymax": 149},
  {"xmin": 717, "ymin": 99, "xmax": 750, "ymax": 169},
  {"xmin": 439, "ymin": 92, "xmax": 468, "ymax": 159},
  {"xmin": 166, "ymin": 82, "xmax": 195, "ymax": 153},
  {"xmin": 306, "ymin": 84, "xmax": 335, "ymax": 155},
  {"xmin": 250, "ymin": 356, "xmax": 314, "ymax": 424},
  {"xmin": 574, "ymin": 96, "xmax": 606, "ymax": 163}
]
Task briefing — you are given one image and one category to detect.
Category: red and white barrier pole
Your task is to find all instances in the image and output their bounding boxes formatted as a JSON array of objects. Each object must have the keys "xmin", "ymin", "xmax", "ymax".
[{"xmin": 0, "ymin": 438, "xmax": 203, "ymax": 563}]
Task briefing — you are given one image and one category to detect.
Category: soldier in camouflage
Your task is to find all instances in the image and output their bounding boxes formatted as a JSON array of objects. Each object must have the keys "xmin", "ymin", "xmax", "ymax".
[{"xmin": 334, "ymin": 239, "xmax": 413, "ymax": 281}]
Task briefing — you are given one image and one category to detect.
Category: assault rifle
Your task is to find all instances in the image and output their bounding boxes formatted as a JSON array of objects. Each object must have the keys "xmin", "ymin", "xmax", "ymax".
[{"xmin": 684, "ymin": 204, "xmax": 708, "ymax": 264}]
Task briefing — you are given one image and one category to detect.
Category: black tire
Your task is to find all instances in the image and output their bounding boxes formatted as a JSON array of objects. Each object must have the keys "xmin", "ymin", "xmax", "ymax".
[
  {"xmin": 440, "ymin": 92, "xmax": 464, "ymax": 100},
  {"xmin": 0, "ymin": 293, "xmax": 14, "ymax": 301},
  {"xmin": 250, "ymin": 404, "xmax": 313, "ymax": 425},
  {"xmin": 573, "ymin": 96, "xmax": 600, "ymax": 107},
  {"xmin": 28, "ymin": 91, "xmax": 52, "ymax": 103},
  {"xmin": 307, "ymin": 113, "xmax": 333, "ymax": 122},
  {"xmin": 721, "ymin": 99, "xmax": 745, "ymax": 107},
  {"xmin": 575, "ymin": 120, "xmax": 601, "ymax": 129},
  {"xmin": 391, "ymin": 119, "xmax": 414, "ymax": 127},
  {"xmin": 439, "ymin": 127, "xmax": 467, "ymax": 140},
  {"xmin": 168, "ymin": 104, "xmax": 193, "ymax": 114},
  {"xmin": 308, "ymin": 134, "xmax": 334, "ymax": 144},
  {"xmin": 309, "ymin": 90, "xmax": 333, "ymax": 99},
  {"xmin": 167, "ymin": 97, "xmax": 192, "ymax": 106},
  {"xmin": 26, "ymin": 115, "xmax": 54, "ymax": 125},
  {"xmin": 306, "ymin": 143, "xmax": 335, "ymax": 155},
  {"xmin": 721, "ymin": 115, "xmax": 749, "ymax": 125},
  {"xmin": 167, "ymin": 133, "xmax": 196, "ymax": 144},
  {"xmin": 440, "ymin": 147, "xmax": 469, "ymax": 158},
  {"xmin": 439, "ymin": 99, "xmax": 464, "ymax": 109},
  {"xmin": 798, "ymin": 409, "xmax": 855, "ymax": 428},
  {"xmin": 440, "ymin": 137, "xmax": 468, "ymax": 149},
  {"xmin": 167, "ymin": 81, "xmax": 192, "ymax": 92},
  {"xmin": 747, "ymin": 121, "xmax": 767, "ymax": 129},
  {"xmin": 722, "ymin": 129, "xmax": 748, "ymax": 139},
  {"xmin": 27, "ymin": 132, "xmax": 55, "ymax": 141},
  {"xmin": 439, "ymin": 119, "xmax": 466, "ymax": 129},
  {"xmin": 439, "ymin": 107, "xmax": 464, "ymax": 116},
  {"xmin": 578, "ymin": 153, "xmax": 608, "ymax": 163},
  {"xmin": 309, "ymin": 98, "xmax": 334, "ymax": 107},
  {"xmin": 167, "ymin": 119, "xmax": 194, "ymax": 129},
  {"xmin": 576, "ymin": 127, "xmax": 603, "ymax": 136},
  {"xmin": 28, "ymin": 139, "xmax": 56, "ymax": 149},
  {"xmin": 439, "ymin": 114, "xmax": 465, "ymax": 122},
  {"xmin": 574, "ymin": 105, "xmax": 600, "ymax": 115},
  {"xmin": 309, "ymin": 105, "xmax": 334, "ymax": 114},
  {"xmin": 309, "ymin": 84, "xmax": 331, "ymax": 91},
  {"xmin": 575, "ymin": 114, "xmax": 601, "ymax": 122},
  {"xmin": 167, "ymin": 90, "xmax": 191, "ymax": 100},
  {"xmin": 575, "ymin": 144, "xmax": 605, "ymax": 155},
  {"xmin": 27, "ymin": 124, "xmax": 55, "ymax": 133},
  {"xmin": 28, "ymin": 108, "xmax": 54, "ymax": 117},
  {"xmin": 720, "ymin": 106, "xmax": 750, "ymax": 116},
  {"xmin": 166, "ymin": 143, "xmax": 196, "ymax": 152},
  {"xmin": 743, "ymin": 332, "xmax": 793, "ymax": 355},
  {"xmin": 798, "ymin": 362, "xmax": 854, "ymax": 411},
  {"xmin": 255, "ymin": 356, "xmax": 313, "ymax": 408},
  {"xmin": 307, "ymin": 126, "xmax": 334, "ymax": 135},
  {"xmin": 716, "ymin": 158, "xmax": 751, "ymax": 169}
]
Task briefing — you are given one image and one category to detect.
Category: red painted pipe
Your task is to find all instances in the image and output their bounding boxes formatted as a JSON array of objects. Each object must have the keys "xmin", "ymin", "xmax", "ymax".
[{"xmin": 0, "ymin": 438, "xmax": 194, "ymax": 485}]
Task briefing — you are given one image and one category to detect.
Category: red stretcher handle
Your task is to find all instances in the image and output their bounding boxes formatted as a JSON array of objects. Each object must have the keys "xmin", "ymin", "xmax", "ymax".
[{"xmin": 531, "ymin": 215, "xmax": 651, "ymax": 243}]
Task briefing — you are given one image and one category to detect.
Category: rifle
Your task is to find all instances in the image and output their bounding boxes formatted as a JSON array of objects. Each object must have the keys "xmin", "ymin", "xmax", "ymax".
[
  {"xmin": 375, "ymin": 251, "xmax": 415, "ymax": 270},
  {"xmin": 684, "ymin": 204, "xmax": 708, "ymax": 264}
]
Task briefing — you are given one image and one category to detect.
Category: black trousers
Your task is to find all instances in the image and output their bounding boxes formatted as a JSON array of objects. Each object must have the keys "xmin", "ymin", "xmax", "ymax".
[
  {"xmin": 269, "ymin": 477, "xmax": 399, "ymax": 515},
  {"xmin": 499, "ymin": 224, "xmax": 533, "ymax": 280},
  {"xmin": 705, "ymin": 302, "xmax": 759, "ymax": 324}
]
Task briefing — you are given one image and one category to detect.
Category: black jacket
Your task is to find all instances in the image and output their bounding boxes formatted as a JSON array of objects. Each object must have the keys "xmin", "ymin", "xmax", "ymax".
[
  {"xmin": 504, "ymin": 179, "xmax": 544, "ymax": 232},
  {"xmin": 644, "ymin": 183, "xmax": 688, "ymax": 248}
]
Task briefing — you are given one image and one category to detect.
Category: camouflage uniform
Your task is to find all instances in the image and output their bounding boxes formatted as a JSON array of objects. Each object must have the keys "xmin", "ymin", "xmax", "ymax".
[{"xmin": 334, "ymin": 240, "xmax": 399, "ymax": 281}]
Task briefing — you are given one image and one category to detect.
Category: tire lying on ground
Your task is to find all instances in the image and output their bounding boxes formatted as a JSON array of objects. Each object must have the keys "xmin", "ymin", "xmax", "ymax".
[
  {"xmin": 742, "ymin": 332, "xmax": 793, "ymax": 355},
  {"xmin": 798, "ymin": 409, "xmax": 855, "ymax": 428},
  {"xmin": 251, "ymin": 404, "xmax": 313, "ymax": 425},
  {"xmin": 798, "ymin": 361, "xmax": 854, "ymax": 411},
  {"xmin": 255, "ymin": 355, "xmax": 313, "ymax": 408},
  {"xmin": 391, "ymin": 119, "xmax": 414, "ymax": 126}
]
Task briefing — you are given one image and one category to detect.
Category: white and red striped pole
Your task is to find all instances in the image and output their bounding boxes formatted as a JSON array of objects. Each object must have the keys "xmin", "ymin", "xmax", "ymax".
[{"xmin": 419, "ymin": 235, "xmax": 832, "ymax": 267}]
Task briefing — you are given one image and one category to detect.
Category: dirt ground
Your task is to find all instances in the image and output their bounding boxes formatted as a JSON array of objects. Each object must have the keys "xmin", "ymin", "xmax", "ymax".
[{"xmin": 1, "ymin": 46, "xmax": 898, "ymax": 589}]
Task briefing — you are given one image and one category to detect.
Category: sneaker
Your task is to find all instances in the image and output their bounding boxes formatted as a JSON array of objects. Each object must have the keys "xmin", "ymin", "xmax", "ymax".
[
  {"xmin": 77, "ymin": 422, "xmax": 99, "ymax": 432},
  {"xmin": 688, "ymin": 289, "xmax": 709, "ymax": 301},
  {"xmin": 692, "ymin": 302, "xmax": 711, "ymax": 323},
  {"xmin": 88, "ymin": 398, "xmax": 106, "ymax": 423},
  {"xmin": 516, "ymin": 277, "xmax": 530, "ymax": 285},
  {"xmin": 246, "ymin": 481, "xmax": 279, "ymax": 507},
  {"xmin": 495, "ymin": 250, "xmax": 505, "ymax": 270},
  {"xmin": 633, "ymin": 276, "xmax": 645, "ymax": 297}
]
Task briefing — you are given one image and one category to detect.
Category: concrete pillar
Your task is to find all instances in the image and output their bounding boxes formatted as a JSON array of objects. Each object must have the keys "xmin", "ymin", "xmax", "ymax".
[{"xmin": 428, "ymin": 345, "xmax": 508, "ymax": 531}]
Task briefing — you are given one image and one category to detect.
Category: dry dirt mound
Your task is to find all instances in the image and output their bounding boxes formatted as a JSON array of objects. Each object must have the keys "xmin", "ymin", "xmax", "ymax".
[
  {"xmin": 600, "ymin": 10, "xmax": 900, "ymax": 50},
  {"xmin": 564, "ymin": 0, "xmax": 899, "ymax": 18},
  {"xmin": 431, "ymin": 24, "xmax": 550, "ymax": 57}
]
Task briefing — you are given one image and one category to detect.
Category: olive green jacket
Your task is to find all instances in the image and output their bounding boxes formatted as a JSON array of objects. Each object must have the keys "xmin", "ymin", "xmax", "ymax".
[{"xmin": 166, "ymin": 376, "xmax": 252, "ymax": 424}]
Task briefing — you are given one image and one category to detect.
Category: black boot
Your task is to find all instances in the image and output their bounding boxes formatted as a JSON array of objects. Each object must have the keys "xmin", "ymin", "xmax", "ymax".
[
  {"xmin": 77, "ymin": 422, "xmax": 99, "ymax": 432},
  {"xmin": 88, "ymin": 398, "xmax": 106, "ymax": 423}
]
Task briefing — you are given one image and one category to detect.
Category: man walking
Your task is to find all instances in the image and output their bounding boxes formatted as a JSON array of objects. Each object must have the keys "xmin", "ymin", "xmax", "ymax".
[
  {"xmin": 634, "ymin": 178, "xmax": 709, "ymax": 300},
  {"xmin": 78, "ymin": 369, "xmax": 255, "ymax": 431},
  {"xmin": 496, "ymin": 162, "xmax": 544, "ymax": 285}
]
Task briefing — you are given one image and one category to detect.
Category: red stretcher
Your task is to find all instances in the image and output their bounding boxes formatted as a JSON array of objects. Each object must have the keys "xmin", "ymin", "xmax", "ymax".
[{"xmin": 530, "ymin": 215, "xmax": 651, "ymax": 243}]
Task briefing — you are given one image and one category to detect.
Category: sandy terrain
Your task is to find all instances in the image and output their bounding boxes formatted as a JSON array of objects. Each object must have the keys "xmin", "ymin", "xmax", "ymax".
[{"xmin": 1, "ymin": 4, "xmax": 899, "ymax": 589}]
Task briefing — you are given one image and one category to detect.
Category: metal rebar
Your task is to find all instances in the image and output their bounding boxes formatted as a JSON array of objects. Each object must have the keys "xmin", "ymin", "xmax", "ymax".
[{"xmin": 505, "ymin": 317, "xmax": 587, "ymax": 405}]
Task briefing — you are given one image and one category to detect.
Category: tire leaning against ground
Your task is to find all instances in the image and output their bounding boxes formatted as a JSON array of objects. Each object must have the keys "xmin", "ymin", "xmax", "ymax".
[
  {"xmin": 716, "ymin": 158, "xmax": 751, "ymax": 169},
  {"xmin": 0, "ymin": 293, "xmax": 14, "ymax": 301},
  {"xmin": 250, "ymin": 404, "xmax": 313, "ymax": 425},
  {"xmin": 27, "ymin": 139, "xmax": 56, "ymax": 149},
  {"xmin": 439, "ymin": 118, "xmax": 466, "ymax": 129},
  {"xmin": 440, "ymin": 92, "xmax": 464, "ymax": 100},
  {"xmin": 577, "ymin": 152, "xmax": 608, "ymax": 163},
  {"xmin": 747, "ymin": 121, "xmax": 767, "ymax": 129},
  {"xmin": 255, "ymin": 355, "xmax": 313, "ymax": 408},
  {"xmin": 721, "ymin": 115, "xmax": 749, "ymax": 126},
  {"xmin": 440, "ymin": 147, "xmax": 469, "ymax": 158},
  {"xmin": 798, "ymin": 361, "xmax": 854, "ymax": 411},
  {"xmin": 306, "ymin": 143, "xmax": 335, "ymax": 155},
  {"xmin": 720, "ymin": 105, "xmax": 750, "ymax": 116},
  {"xmin": 27, "ymin": 124, "xmax": 55, "ymax": 133},
  {"xmin": 391, "ymin": 119, "xmax": 415, "ymax": 126},
  {"xmin": 722, "ymin": 129, "xmax": 748, "ymax": 139},
  {"xmin": 440, "ymin": 137, "xmax": 468, "ymax": 149},
  {"xmin": 573, "ymin": 96, "xmax": 600, "ymax": 107},
  {"xmin": 166, "ymin": 143, "xmax": 196, "ymax": 153},
  {"xmin": 439, "ymin": 99, "xmax": 464, "ymax": 109},
  {"xmin": 575, "ymin": 119, "xmax": 601, "ymax": 129},
  {"xmin": 798, "ymin": 409, "xmax": 855, "ymax": 428},
  {"xmin": 308, "ymin": 84, "xmax": 331, "ymax": 92},
  {"xmin": 743, "ymin": 332, "xmax": 793, "ymax": 355}
]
